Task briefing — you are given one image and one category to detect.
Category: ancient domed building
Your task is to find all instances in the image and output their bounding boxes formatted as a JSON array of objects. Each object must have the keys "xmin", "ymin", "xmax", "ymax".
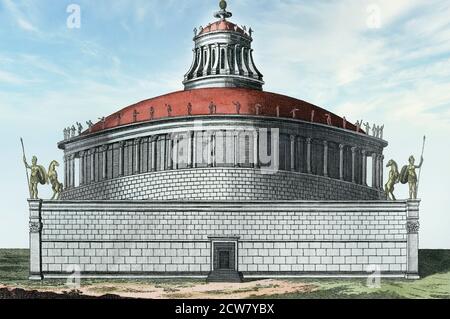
[{"xmin": 28, "ymin": 1, "xmax": 420, "ymax": 281}]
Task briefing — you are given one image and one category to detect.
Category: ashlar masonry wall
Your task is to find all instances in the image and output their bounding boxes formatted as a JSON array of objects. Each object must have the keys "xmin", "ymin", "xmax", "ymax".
[{"xmin": 28, "ymin": 200, "xmax": 420, "ymax": 280}]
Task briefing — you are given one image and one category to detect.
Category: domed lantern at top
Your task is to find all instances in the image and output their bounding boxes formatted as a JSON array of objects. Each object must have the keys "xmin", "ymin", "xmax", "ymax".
[
  {"xmin": 214, "ymin": 0, "xmax": 233, "ymax": 20},
  {"xmin": 183, "ymin": 0, "xmax": 264, "ymax": 91}
]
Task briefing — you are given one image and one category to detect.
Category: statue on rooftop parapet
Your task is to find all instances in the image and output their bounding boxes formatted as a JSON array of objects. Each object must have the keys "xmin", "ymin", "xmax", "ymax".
[
  {"xmin": 76, "ymin": 122, "xmax": 83, "ymax": 135},
  {"xmin": 48, "ymin": 160, "xmax": 63, "ymax": 200},
  {"xmin": 23, "ymin": 155, "xmax": 48, "ymax": 200},
  {"xmin": 400, "ymin": 136, "xmax": 426, "ymax": 199},
  {"xmin": 86, "ymin": 120, "xmax": 93, "ymax": 132},
  {"xmin": 364, "ymin": 122, "xmax": 371, "ymax": 135},
  {"xmin": 400, "ymin": 155, "xmax": 424, "ymax": 200},
  {"xmin": 385, "ymin": 159, "xmax": 400, "ymax": 200}
]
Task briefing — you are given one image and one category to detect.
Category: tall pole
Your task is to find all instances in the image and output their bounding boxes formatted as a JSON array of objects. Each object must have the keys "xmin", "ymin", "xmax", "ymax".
[
  {"xmin": 416, "ymin": 135, "xmax": 426, "ymax": 195},
  {"xmin": 20, "ymin": 137, "xmax": 32, "ymax": 198}
]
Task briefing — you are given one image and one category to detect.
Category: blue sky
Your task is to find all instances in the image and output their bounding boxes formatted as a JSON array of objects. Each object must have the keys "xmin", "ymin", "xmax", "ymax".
[{"xmin": 0, "ymin": 0, "xmax": 449, "ymax": 248}]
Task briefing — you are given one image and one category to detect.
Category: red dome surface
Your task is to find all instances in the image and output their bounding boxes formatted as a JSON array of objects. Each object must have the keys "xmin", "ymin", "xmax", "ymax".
[
  {"xmin": 199, "ymin": 20, "xmax": 246, "ymax": 36},
  {"xmin": 87, "ymin": 88, "xmax": 361, "ymax": 134}
]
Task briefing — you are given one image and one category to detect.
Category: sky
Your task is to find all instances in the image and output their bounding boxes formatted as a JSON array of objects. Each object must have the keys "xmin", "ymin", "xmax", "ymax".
[{"xmin": 0, "ymin": 0, "xmax": 449, "ymax": 248}]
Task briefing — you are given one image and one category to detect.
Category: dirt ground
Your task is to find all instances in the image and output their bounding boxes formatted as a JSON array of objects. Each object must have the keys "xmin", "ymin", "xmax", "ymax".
[{"xmin": 0, "ymin": 279, "xmax": 317, "ymax": 299}]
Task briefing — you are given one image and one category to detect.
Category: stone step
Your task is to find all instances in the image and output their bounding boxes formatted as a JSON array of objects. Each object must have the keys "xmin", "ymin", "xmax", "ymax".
[{"xmin": 207, "ymin": 270, "xmax": 244, "ymax": 283}]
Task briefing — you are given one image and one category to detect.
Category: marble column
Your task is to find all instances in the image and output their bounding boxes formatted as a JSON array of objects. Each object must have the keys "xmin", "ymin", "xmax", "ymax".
[
  {"xmin": 173, "ymin": 134, "xmax": 179, "ymax": 170},
  {"xmin": 351, "ymin": 147, "xmax": 357, "ymax": 184},
  {"xmin": 379, "ymin": 154, "xmax": 385, "ymax": 190},
  {"xmin": 151, "ymin": 137, "xmax": 157, "ymax": 172},
  {"xmin": 323, "ymin": 141, "xmax": 328, "ymax": 177},
  {"xmin": 101, "ymin": 146, "xmax": 108, "ymax": 180},
  {"xmin": 372, "ymin": 153, "xmax": 378, "ymax": 188},
  {"xmin": 234, "ymin": 131, "xmax": 239, "ymax": 167},
  {"xmin": 119, "ymin": 141, "xmax": 125, "ymax": 176},
  {"xmin": 362, "ymin": 150, "xmax": 367, "ymax": 186},
  {"xmin": 339, "ymin": 144, "xmax": 344, "ymax": 181},
  {"xmin": 306, "ymin": 138, "xmax": 312, "ymax": 174},
  {"xmin": 90, "ymin": 149, "xmax": 95, "ymax": 182},
  {"xmin": 290, "ymin": 135, "xmax": 295, "ymax": 171},
  {"xmin": 188, "ymin": 131, "xmax": 194, "ymax": 168},
  {"xmin": 64, "ymin": 155, "xmax": 69, "ymax": 189},
  {"xmin": 70, "ymin": 154, "xmax": 75, "ymax": 188},
  {"xmin": 134, "ymin": 138, "xmax": 141, "ymax": 174},
  {"xmin": 254, "ymin": 130, "xmax": 260, "ymax": 168},
  {"xmin": 79, "ymin": 151, "xmax": 84, "ymax": 185}
]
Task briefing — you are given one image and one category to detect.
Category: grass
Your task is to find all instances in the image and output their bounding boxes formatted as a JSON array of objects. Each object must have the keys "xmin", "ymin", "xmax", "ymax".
[{"xmin": 0, "ymin": 249, "xmax": 449, "ymax": 299}]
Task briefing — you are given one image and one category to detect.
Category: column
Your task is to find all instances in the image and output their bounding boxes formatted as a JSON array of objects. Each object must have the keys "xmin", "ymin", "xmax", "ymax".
[
  {"xmin": 119, "ymin": 142, "xmax": 125, "ymax": 176},
  {"xmin": 351, "ymin": 147, "xmax": 357, "ymax": 183},
  {"xmin": 372, "ymin": 153, "xmax": 377, "ymax": 188},
  {"xmin": 192, "ymin": 133, "xmax": 197, "ymax": 168},
  {"xmin": 90, "ymin": 149, "xmax": 95, "ymax": 182},
  {"xmin": 188, "ymin": 131, "xmax": 194, "ymax": 168},
  {"xmin": 207, "ymin": 132, "xmax": 214, "ymax": 167},
  {"xmin": 290, "ymin": 135, "xmax": 295, "ymax": 171},
  {"xmin": 361, "ymin": 150, "xmax": 367, "ymax": 186},
  {"xmin": 254, "ymin": 130, "xmax": 259, "ymax": 168},
  {"xmin": 234, "ymin": 131, "xmax": 239, "ymax": 167},
  {"xmin": 306, "ymin": 138, "xmax": 312, "ymax": 174},
  {"xmin": 379, "ymin": 155, "xmax": 385, "ymax": 189},
  {"xmin": 102, "ymin": 146, "xmax": 108, "ymax": 180},
  {"xmin": 70, "ymin": 154, "xmax": 75, "ymax": 188},
  {"xmin": 79, "ymin": 151, "xmax": 84, "ymax": 185},
  {"xmin": 64, "ymin": 155, "xmax": 69, "ymax": 190},
  {"xmin": 151, "ymin": 137, "xmax": 157, "ymax": 171},
  {"xmin": 134, "ymin": 138, "xmax": 141, "ymax": 174},
  {"xmin": 212, "ymin": 132, "xmax": 216, "ymax": 167},
  {"xmin": 173, "ymin": 134, "xmax": 179, "ymax": 170},
  {"xmin": 323, "ymin": 141, "xmax": 328, "ymax": 177},
  {"xmin": 223, "ymin": 46, "xmax": 230, "ymax": 74},
  {"xmin": 339, "ymin": 144, "xmax": 344, "ymax": 181}
]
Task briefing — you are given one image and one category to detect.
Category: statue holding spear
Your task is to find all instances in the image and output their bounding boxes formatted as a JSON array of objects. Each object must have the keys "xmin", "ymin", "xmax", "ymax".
[
  {"xmin": 399, "ymin": 136, "xmax": 426, "ymax": 199},
  {"xmin": 20, "ymin": 138, "xmax": 48, "ymax": 199}
]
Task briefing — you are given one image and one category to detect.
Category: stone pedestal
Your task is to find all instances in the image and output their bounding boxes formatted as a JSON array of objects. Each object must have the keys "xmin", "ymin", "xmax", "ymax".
[
  {"xmin": 28, "ymin": 199, "xmax": 43, "ymax": 280},
  {"xmin": 406, "ymin": 199, "xmax": 420, "ymax": 279}
]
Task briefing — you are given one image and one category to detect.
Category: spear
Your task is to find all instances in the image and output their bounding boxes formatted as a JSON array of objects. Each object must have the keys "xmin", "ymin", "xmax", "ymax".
[
  {"xmin": 20, "ymin": 137, "xmax": 32, "ymax": 198},
  {"xmin": 416, "ymin": 135, "xmax": 426, "ymax": 195}
]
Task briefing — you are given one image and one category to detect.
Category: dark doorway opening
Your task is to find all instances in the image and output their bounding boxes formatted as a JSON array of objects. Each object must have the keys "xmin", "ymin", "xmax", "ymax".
[
  {"xmin": 219, "ymin": 251, "xmax": 231, "ymax": 269},
  {"xmin": 213, "ymin": 242, "xmax": 235, "ymax": 271}
]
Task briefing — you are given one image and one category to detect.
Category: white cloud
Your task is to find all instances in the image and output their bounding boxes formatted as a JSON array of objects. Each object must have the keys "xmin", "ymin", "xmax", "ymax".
[
  {"xmin": 1, "ymin": 0, "xmax": 39, "ymax": 33},
  {"xmin": 16, "ymin": 17, "xmax": 37, "ymax": 32}
]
